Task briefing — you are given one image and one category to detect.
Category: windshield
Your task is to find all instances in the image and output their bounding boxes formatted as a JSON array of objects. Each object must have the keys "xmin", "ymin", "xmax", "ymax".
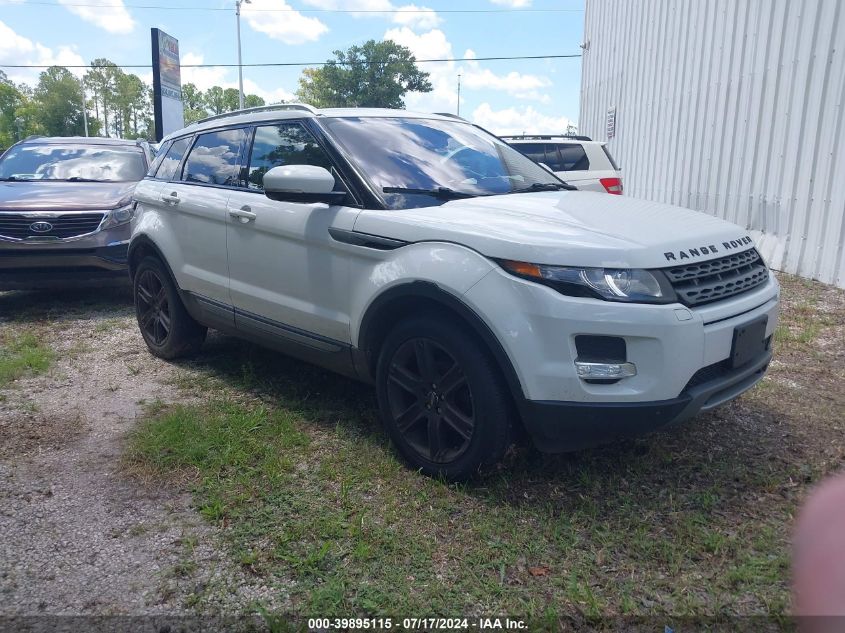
[
  {"xmin": 0, "ymin": 144, "xmax": 147, "ymax": 182},
  {"xmin": 320, "ymin": 116, "xmax": 568, "ymax": 209}
]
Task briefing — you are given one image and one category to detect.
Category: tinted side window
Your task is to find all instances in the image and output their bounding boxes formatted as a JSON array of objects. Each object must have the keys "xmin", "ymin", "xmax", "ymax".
[
  {"xmin": 147, "ymin": 140, "xmax": 172, "ymax": 177},
  {"xmin": 558, "ymin": 144, "xmax": 590, "ymax": 171},
  {"xmin": 182, "ymin": 129, "xmax": 246, "ymax": 186},
  {"xmin": 247, "ymin": 123, "xmax": 338, "ymax": 191},
  {"xmin": 155, "ymin": 137, "xmax": 190, "ymax": 181},
  {"xmin": 542, "ymin": 145, "xmax": 564, "ymax": 171},
  {"xmin": 513, "ymin": 143, "xmax": 546, "ymax": 165}
]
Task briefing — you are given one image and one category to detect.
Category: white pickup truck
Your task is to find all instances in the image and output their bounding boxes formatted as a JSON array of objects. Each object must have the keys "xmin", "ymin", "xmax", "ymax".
[{"xmin": 129, "ymin": 105, "xmax": 779, "ymax": 480}]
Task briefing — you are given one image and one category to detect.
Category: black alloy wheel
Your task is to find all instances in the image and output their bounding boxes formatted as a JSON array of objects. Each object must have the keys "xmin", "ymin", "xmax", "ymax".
[
  {"xmin": 376, "ymin": 314, "xmax": 513, "ymax": 480},
  {"xmin": 133, "ymin": 256, "xmax": 206, "ymax": 359},
  {"xmin": 386, "ymin": 337, "xmax": 475, "ymax": 464},
  {"xmin": 136, "ymin": 268, "xmax": 171, "ymax": 346}
]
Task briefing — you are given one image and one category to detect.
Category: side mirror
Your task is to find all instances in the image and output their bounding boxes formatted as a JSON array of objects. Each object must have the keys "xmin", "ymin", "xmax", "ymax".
[{"xmin": 263, "ymin": 165, "xmax": 346, "ymax": 204}]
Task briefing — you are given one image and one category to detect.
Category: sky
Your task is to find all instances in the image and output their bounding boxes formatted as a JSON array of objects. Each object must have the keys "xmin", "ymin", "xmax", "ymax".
[{"xmin": 0, "ymin": 0, "xmax": 585, "ymax": 134}]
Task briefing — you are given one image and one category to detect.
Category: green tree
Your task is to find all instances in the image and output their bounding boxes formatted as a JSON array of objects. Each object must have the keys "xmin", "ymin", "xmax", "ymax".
[
  {"xmin": 244, "ymin": 94, "xmax": 265, "ymax": 108},
  {"xmin": 295, "ymin": 40, "xmax": 432, "ymax": 108},
  {"xmin": 222, "ymin": 87, "xmax": 240, "ymax": 112},
  {"xmin": 181, "ymin": 83, "xmax": 204, "ymax": 110},
  {"xmin": 181, "ymin": 83, "xmax": 207, "ymax": 124},
  {"xmin": 204, "ymin": 86, "xmax": 225, "ymax": 115},
  {"xmin": 84, "ymin": 59, "xmax": 119, "ymax": 136},
  {"xmin": 33, "ymin": 66, "xmax": 86, "ymax": 136},
  {"xmin": 113, "ymin": 71, "xmax": 147, "ymax": 137},
  {"xmin": 0, "ymin": 72, "xmax": 26, "ymax": 148}
]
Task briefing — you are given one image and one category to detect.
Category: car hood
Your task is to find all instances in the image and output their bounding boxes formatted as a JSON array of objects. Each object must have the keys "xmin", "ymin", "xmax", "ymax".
[
  {"xmin": 353, "ymin": 191, "xmax": 756, "ymax": 269},
  {"xmin": 0, "ymin": 181, "xmax": 136, "ymax": 212}
]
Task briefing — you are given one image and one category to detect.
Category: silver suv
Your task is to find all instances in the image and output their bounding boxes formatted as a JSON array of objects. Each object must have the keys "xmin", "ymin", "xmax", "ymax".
[
  {"xmin": 129, "ymin": 105, "xmax": 777, "ymax": 480},
  {"xmin": 0, "ymin": 136, "xmax": 152, "ymax": 290}
]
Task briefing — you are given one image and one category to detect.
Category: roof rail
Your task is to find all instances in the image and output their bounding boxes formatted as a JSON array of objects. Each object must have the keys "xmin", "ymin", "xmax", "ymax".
[
  {"xmin": 433, "ymin": 112, "xmax": 467, "ymax": 121},
  {"xmin": 192, "ymin": 103, "xmax": 318, "ymax": 126},
  {"xmin": 500, "ymin": 134, "xmax": 593, "ymax": 142}
]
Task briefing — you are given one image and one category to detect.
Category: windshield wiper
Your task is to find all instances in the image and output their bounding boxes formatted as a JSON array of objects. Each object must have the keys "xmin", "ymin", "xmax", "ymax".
[
  {"xmin": 511, "ymin": 182, "xmax": 576, "ymax": 193},
  {"xmin": 0, "ymin": 176, "xmax": 34, "ymax": 182},
  {"xmin": 63, "ymin": 176, "xmax": 104, "ymax": 182},
  {"xmin": 383, "ymin": 186, "xmax": 477, "ymax": 200}
]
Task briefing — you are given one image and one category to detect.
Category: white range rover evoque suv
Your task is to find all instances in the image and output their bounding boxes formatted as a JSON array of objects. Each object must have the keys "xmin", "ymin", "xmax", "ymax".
[{"xmin": 129, "ymin": 104, "xmax": 779, "ymax": 480}]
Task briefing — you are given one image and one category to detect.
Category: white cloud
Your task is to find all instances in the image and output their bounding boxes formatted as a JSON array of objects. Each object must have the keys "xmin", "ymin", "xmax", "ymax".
[
  {"xmin": 242, "ymin": 0, "xmax": 329, "ymax": 44},
  {"xmin": 392, "ymin": 4, "xmax": 441, "ymax": 30},
  {"xmin": 179, "ymin": 52, "xmax": 296, "ymax": 105},
  {"xmin": 383, "ymin": 26, "xmax": 553, "ymax": 114},
  {"xmin": 57, "ymin": 0, "xmax": 135, "ymax": 34},
  {"xmin": 470, "ymin": 103, "xmax": 574, "ymax": 135},
  {"xmin": 384, "ymin": 26, "xmax": 458, "ymax": 112},
  {"xmin": 242, "ymin": 79, "xmax": 296, "ymax": 105},
  {"xmin": 0, "ymin": 20, "xmax": 85, "ymax": 85},
  {"xmin": 179, "ymin": 52, "xmax": 229, "ymax": 92},
  {"xmin": 303, "ymin": 0, "xmax": 439, "ymax": 31},
  {"xmin": 462, "ymin": 68, "xmax": 551, "ymax": 100},
  {"xmin": 489, "ymin": 0, "xmax": 531, "ymax": 7},
  {"xmin": 301, "ymin": 0, "xmax": 393, "ymax": 10}
]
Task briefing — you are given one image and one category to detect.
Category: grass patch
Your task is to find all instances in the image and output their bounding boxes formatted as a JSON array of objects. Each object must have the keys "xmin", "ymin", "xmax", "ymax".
[
  {"xmin": 0, "ymin": 331, "xmax": 53, "ymax": 387},
  {"xmin": 123, "ymin": 273, "xmax": 845, "ymax": 620}
]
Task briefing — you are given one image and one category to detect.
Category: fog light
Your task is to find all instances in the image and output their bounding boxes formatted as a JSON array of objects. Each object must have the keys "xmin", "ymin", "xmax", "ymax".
[{"xmin": 575, "ymin": 361, "xmax": 637, "ymax": 379}]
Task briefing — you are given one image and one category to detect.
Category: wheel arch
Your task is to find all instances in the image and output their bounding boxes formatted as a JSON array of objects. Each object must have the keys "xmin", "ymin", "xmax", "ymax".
[
  {"xmin": 355, "ymin": 281, "xmax": 526, "ymax": 408},
  {"xmin": 128, "ymin": 235, "xmax": 176, "ymax": 283}
]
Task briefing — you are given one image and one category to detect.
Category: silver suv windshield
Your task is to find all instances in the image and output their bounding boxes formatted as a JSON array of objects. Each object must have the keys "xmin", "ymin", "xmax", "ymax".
[
  {"xmin": 320, "ymin": 116, "xmax": 570, "ymax": 209},
  {"xmin": 0, "ymin": 144, "xmax": 147, "ymax": 182}
]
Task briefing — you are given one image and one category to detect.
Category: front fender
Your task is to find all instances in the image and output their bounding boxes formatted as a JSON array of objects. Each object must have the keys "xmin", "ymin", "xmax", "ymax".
[{"xmin": 347, "ymin": 241, "xmax": 496, "ymax": 348}]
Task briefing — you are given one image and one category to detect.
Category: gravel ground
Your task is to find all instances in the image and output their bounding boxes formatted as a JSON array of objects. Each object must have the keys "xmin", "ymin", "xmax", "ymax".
[{"xmin": 0, "ymin": 287, "xmax": 282, "ymax": 620}]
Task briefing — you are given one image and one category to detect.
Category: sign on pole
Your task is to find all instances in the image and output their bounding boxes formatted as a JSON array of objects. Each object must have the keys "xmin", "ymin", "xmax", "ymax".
[{"xmin": 151, "ymin": 28, "xmax": 184, "ymax": 142}]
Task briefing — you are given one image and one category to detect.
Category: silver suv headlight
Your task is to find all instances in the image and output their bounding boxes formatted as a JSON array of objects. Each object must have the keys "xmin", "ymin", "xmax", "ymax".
[
  {"xmin": 499, "ymin": 260, "xmax": 677, "ymax": 304},
  {"xmin": 100, "ymin": 202, "xmax": 136, "ymax": 229}
]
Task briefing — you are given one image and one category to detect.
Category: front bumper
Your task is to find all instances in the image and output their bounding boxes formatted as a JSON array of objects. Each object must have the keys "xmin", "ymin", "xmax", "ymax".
[
  {"xmin": 461, "ymin": 265, "xmax": 780, "ymax": 451},
  {"xmin": 0, "ymin": 242, "xmax": 129, "ymax": 290},
  {"xmin": 520, "ymin": 346, "xmax": 772, "ymax": 452}
]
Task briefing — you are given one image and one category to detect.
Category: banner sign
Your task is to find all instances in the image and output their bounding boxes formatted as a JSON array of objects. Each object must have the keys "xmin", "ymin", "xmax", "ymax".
[{"xmin": 151, "ymin": 28, "xmax": 185, "ymax": 142}]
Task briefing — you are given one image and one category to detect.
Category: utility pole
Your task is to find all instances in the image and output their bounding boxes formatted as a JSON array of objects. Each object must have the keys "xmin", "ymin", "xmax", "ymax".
[
  {"xmin": 235, "ymin": 0, "xmax": 251, "ymax": 110},
  {"xmin": 456, "ymin": 73, "xmax": 462, "ymax": 117},
  {"xmin": 80, "ymin": 77, "xmax": 89, "ymax": 137}
]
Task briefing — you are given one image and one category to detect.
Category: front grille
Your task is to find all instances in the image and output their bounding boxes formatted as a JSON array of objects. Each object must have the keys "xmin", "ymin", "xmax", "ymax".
[
  {"xmin": 0, "ymin": 213, "xmax": 105, "ymax": 240},
  {"xmin": 684, "ymin": 360, "xmax": 732, "ymax": 390},
  {"xmin": 662, "ymin": 248, "xmax": 768, "ymax": 307}
]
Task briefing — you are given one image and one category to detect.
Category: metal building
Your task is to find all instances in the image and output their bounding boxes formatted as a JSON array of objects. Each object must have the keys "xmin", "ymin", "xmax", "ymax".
[{"xmin": 580, "ymin": 0, "xmax": 845, "ymax": 288}]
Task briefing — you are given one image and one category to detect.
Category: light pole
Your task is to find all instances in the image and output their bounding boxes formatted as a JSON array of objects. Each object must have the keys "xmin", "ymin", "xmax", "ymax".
[
  {"xmin": 235, "ymin": 0, "xmax": 251, "ymax": 110},
  {"xmin": 456, "ymin": 73, "xmax": 462, "ymax": 117},
  {"xmin": 80, "ymin": 77, "xmax": 89, "ymax": 137}
]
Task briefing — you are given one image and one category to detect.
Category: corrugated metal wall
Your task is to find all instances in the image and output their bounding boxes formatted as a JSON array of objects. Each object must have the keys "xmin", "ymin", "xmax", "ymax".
[{"xmin": 580, "ymin": 0, "xmax": 845, "ymax": 288}]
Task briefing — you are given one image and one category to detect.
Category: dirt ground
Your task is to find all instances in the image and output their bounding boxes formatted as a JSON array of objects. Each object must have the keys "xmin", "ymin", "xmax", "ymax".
[{"xmin": 0, "ymin": 287, "xmax": 282, "ymax": 617}]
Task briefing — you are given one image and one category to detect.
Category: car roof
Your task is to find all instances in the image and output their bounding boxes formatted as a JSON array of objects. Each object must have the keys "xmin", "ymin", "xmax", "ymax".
[
  {"xmin": 502, "ymin": 135, "xmax": 600, "ymax": 144},
  {"xmin": 161, "ymin": 104, "xmax": 471, "ymax": 143}
]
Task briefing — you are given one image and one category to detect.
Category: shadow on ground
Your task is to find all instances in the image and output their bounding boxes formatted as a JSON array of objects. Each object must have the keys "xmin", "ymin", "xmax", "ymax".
[{"xmin": 0, "ymin": 286, "xmax": 133, "ymax": 323}]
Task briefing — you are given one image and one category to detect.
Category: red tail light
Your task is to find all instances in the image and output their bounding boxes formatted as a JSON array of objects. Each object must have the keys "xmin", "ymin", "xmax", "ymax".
[{"xmin": 600, "ymin": 177, "xmax": 623, "ymax": 195}]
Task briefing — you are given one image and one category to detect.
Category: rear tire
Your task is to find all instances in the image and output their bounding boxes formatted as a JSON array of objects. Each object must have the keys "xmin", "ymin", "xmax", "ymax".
[
  {"xmin": 133, "ymin": 256, "xmax": 206, "ymax": 359},
  {"xmin": 376, "ymin": 313, "xmax": 512, "ymax": 481}
]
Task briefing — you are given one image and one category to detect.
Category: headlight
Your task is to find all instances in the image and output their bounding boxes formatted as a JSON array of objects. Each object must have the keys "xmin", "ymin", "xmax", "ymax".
[
  {"xmin": 499, "ymin": 260, "xmax": 677, "ymax": 304},
  {"xmin": 101, "ymin": 202, "xmax": 136, "ymax": 229}
]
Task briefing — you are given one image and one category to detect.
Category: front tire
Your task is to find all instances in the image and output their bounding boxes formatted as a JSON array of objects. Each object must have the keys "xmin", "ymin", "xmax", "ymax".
[
  {"xmin": 133, "ymin": 256, "xmax": 206, "ymax": 359},
  {"xmin": 376, "ymin": 313, "xmax": 512, "ymax": 480}
]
